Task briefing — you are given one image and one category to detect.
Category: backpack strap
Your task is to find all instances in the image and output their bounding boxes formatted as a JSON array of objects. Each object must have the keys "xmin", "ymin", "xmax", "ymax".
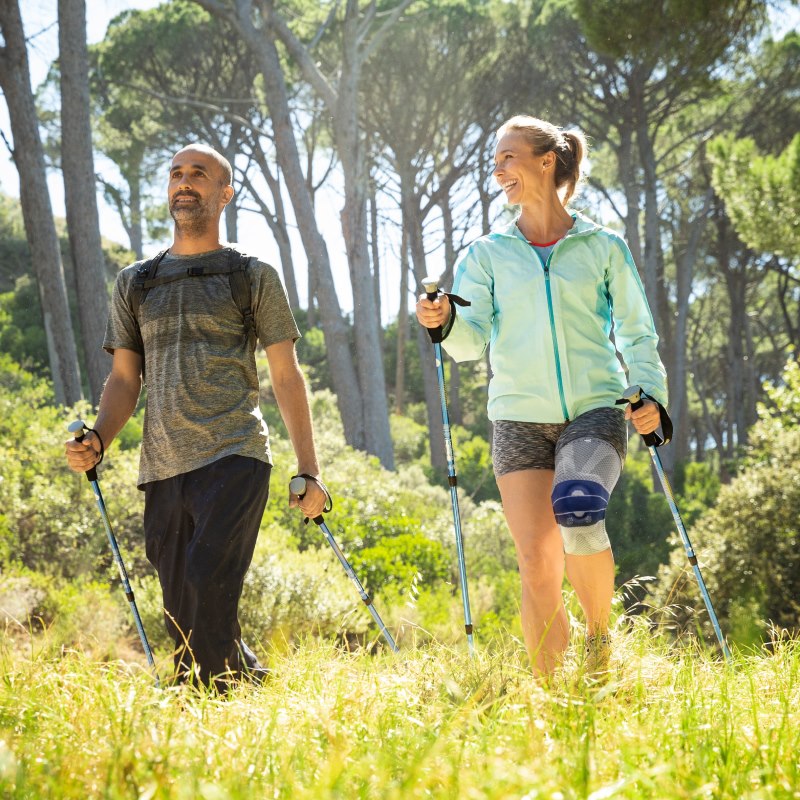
[
  {"xmin": 128, "ymin": 247, "xmax": 255, "ymax": 348},
  {"xmin": 129, "ymin": 249, "xmax": 168, "ymax": 353},
  {"xmin": 228, "ymin": 252, "xmax": 255, "ymax": 345}
]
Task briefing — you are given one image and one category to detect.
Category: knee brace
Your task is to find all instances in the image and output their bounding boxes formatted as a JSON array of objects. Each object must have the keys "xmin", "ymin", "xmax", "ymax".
[{"xmin": 552, "ymin": 438, "xmax": 621, "ymax": 556}]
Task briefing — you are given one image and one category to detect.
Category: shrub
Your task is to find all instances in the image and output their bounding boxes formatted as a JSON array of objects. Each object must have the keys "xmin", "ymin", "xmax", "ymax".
[
  {"xmin": 650, "ymin": 358, "xmax": 800, "ymax": 646},
  {"xmin": 0, "ymin": 354, "xmax": 147, "ymax": 577},
  {"xmin": 0, "ymin": 565, "xmax": 127, "ymax": 660}
]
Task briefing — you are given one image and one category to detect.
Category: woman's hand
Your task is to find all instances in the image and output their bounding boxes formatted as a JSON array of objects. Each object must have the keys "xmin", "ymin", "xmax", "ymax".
[
  {"xmin": 416, "ymin": 293, "xmax": 451, "ymax": 329},
  {"xmin": 624, "ymin": 398, "xmax": 661, "ymax": 436}
]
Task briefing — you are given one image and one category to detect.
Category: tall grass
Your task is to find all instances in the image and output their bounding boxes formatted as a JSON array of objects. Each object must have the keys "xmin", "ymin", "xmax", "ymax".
[{"xmin": 2, "ymin": 623, "xmax": 799, "ymax": 799}]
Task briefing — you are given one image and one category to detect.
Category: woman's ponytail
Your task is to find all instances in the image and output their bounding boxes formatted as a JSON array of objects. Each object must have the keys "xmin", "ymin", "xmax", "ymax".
[{"xmin": 555, "ymin": 130, "xmax": 587, "ymax": 205}]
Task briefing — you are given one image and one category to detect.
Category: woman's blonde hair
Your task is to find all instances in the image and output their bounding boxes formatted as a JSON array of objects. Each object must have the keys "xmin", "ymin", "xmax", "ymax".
[{"xmin": 497, "ymin": 115, "xmax": 587, "ymax": 204}]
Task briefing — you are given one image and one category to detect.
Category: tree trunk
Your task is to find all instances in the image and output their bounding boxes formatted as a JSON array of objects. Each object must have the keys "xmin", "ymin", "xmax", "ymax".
[
  {"xmin": 58, "ymin": 0, "xmax": 110, "ymax": 405},
  {"xmin": 616, "ymin": 122, "xmax": 643, "ymax": 268},
  {"xmin": 239, "ymin": 168, "xmax": 300, "ymax": 311},
  {"xmin": 338, "ymin": 133, "xmax": 394, "ymax": 469},
  {"xmin": 440, "ymin": 193, "xmax": 462, "ymax": 425},
  {"xmin": 666, "ymin": 188, "xmax": 712, "ymax": 469},
  {"xmin": 245, "ymin": 141, "xmax": 299, "ymax": 309},
  {"xmin": 220, "ymin": 13, "xmax": 364, "ymax": 451},
  {"xmin": 394, "ymin": 229, "xmax": 409, "ymax": 415},
  {"xmin": 127, "ymin": 151, "xmax": 145, "ymax": 259},
  {"xmin": 330, "ymin": 13, "xmax": 394, "ymax": 469},
  {"xmin": 369, "ymin": 179, "xmax": 383, "ymax": 346},
  {"xmin": 635, "ymin": 109, "xmax": 663, "ymax": 342},
  {"xmin": 224, "ymin": 195, "xmax": 238, "ymax": 242},
  {"xmin": 0, "ymin": 0, "xmax": 83, "ymax": 405},
  {"xmin": 401, "ymin": 169, "xmax": 446, "ymax": 470}
]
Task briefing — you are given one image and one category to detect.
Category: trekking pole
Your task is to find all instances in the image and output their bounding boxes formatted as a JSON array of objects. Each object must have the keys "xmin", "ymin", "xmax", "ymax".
[
  {"xmin": 616, "ymin": 387, "xmax": 731, "ymax": 661},
  {"xmin": 421, "ymin": 277, "xmax": 475, "ymax": 655},
  {"xmin": 68, "ymin": 420, "xmax": 160, "ymax": 683},
  {"xmin": 289, "ymin": 476, "xmax": 399, "ymax": 652}
]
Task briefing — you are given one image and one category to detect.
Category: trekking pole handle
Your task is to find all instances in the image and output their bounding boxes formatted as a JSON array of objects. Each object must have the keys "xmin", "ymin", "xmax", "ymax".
[
  {"xmin": 289, "ymin": 475, "xmax": 308, "ymax": 498},
  {"xmin": 68, "ymin": 419, "xmax": 99, "ymax": 482},
  {"xmin": 289, "ymin": 475, "xmax": 329, "ymax": 524},
  {"xmin": 422, "ymin": 276, "xmax": 439, "ymax": 301},
  {"xmin": 617, "ymin": 386, "xmax": 660, "ymax": 447},
  {"xmin": 422, "ymin": 276, "xmax": 443, "ymax": 344}
]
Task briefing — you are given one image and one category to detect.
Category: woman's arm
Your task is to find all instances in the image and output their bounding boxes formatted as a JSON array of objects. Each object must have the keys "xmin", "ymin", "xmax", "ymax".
[{"xmin": 606, "ymin": 235, "xmax": 669, "ymax": 407}]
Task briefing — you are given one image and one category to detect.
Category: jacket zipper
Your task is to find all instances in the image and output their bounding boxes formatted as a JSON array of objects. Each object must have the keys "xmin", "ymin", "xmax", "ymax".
[{"xmin": 542, "ymin": 249, "xmax": 569, "ymax": 422}]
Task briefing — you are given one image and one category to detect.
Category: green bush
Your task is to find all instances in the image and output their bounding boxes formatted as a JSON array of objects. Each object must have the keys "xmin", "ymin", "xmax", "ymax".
[
  {"xmin": 389, "ymin": 413, "xmax": 429, "ymax": 465},
  {"xmin": 0, "ymin": 565, "xmax": 127, "ymax": 660},
  {"xmin": 608, "ymin": 438, "xmax": 676, "ymax": 587},
  {"xmin": 240, "ymin": 535, "xmax": 368, "ymax": 646},
  {"xmin": 0, "ymin": 276, "xmax": 48, "ymax": 376},
  {"xmin": 0, "ymin": 354, "xmax": 147, "ymax": 577},
  {"xmin": 650, "ymin": 357, "xmax": 800, "ymax": 646},
  {"xmin": 351, "ymin": 532, "xmax": 451, "ymax": 593}
]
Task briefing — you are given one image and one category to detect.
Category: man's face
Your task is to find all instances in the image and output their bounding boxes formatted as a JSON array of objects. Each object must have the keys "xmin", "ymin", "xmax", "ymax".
[{"xmin": 168, "ymin": 149, "xmax": 232, "ymax": 234}]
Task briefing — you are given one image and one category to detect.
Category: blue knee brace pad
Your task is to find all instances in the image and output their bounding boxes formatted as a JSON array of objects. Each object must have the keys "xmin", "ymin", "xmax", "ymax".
[{"xmin": 551, "ymin": 479, "xmax": 610, "ymax": 527}]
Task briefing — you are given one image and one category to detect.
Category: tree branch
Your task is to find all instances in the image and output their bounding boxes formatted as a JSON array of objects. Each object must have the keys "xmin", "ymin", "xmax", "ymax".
[
  {"xmin": 263, "ymin": 3, "xmax": 338, "ymax": 109},
  {"xmin": 0, "ymin": 127, "xmax": 13, "ymax": 158},
  {"xmin": 586, "ymin": 176, "xmax": 627, "ymax": 224},
  {"xmin": 310, "ymin": 0, "xmax": 341, "ymax": 51},
  {"xmin": 120, "ymin": 82, "xmax": 275, "ymax": 142},
  {"xmin": 359, "ymin": 0, "xmax": 416, "ymax": 65}
]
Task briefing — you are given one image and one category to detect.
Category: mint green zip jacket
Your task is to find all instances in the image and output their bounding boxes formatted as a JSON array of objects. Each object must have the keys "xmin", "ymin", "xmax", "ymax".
[{"xmin": 443, "ymin": 212, "xmax": 668, "ymax": 423}]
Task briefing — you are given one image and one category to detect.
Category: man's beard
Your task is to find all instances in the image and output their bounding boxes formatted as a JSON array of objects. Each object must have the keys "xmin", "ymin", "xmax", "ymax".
[{"xmin": 170, "ymin": 193, "xmax": 215, "ymax": 238}]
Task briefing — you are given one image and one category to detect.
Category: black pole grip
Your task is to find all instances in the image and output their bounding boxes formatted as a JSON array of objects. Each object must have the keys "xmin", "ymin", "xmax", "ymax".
[
  {"xmin": 621, "ymin": 389, "xmax": 660, "ymax": 447},
  {"xmin": 422, "ymin": 277, "xmax": 443, "ymax": 344},
  {"xmin": 68, "ymin": 419, "xmax": 98, "ymax": 482}
]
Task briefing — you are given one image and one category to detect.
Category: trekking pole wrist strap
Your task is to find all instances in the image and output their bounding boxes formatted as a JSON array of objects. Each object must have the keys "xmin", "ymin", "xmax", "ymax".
[
  {"xmin": 291, "ymin": 473, "xmax": 333, "ymax": 513},
  {"xmin": 639, "ymin": 390, "xmax": 672, "ymax": 447},
  {"xmin": 429, "ymin": 291, "xmax": 470, "ymax": 343},
  {"xmin": 617, "ymin": 390, "xmax": 672, "ymax": 447},
  {"xmin": 86, "ymin": 427, "xmax": 105, "ymax": 466}
]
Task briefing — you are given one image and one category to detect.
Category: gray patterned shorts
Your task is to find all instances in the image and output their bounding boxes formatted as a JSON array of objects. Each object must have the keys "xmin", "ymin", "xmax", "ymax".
[{"xmin": 492, "ymin": 407, "xmax": 628, "ymax": 477}]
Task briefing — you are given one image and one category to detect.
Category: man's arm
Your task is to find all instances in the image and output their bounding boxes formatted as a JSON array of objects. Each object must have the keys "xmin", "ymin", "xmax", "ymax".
[
  {"xmin": 265, "ymin": 338, "xmax": 327, "ymax": 518},
  {"xmin": 64, "ymin": 348, "xmax": 143, "ymax": 473}
]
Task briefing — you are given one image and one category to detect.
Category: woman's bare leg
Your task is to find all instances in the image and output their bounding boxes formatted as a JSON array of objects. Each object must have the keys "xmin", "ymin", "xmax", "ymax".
[
  {"xmin": 565, "ymin": 549, "xmax": 614, "ymax": 636},
  {"xmin": 497, "ymin": 469, "xmax": 568, "ymax": 677}
]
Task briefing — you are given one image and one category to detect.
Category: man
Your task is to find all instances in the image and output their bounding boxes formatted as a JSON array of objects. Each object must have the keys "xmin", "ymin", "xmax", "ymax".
[{"xmin": 65, "ymin": 143, "xmax": 326, "ymax": 688}]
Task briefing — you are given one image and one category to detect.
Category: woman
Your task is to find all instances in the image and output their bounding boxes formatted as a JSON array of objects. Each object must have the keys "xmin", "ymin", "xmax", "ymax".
[{"xmin": 416, "ymin": 115, "xmax": 668, "ymax": 679}]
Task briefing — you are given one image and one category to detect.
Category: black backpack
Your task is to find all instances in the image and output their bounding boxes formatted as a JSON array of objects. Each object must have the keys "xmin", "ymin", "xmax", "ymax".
[{"xmin": 128, "ymin": 247, "xmax": 255, "ymax": 355}]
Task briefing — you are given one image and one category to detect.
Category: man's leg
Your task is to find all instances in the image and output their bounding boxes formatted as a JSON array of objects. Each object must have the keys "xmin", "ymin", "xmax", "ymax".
[
  {"xmin": 143, "ymin": 475, "xmax": 196, "ymax": 679},
  {"xmin": 144, "ymin": 455, "xmax": 270, "ymax": 687},
  {"xmin": 183, "ymin": 455, "xmax": 271, "ymax": 688}
]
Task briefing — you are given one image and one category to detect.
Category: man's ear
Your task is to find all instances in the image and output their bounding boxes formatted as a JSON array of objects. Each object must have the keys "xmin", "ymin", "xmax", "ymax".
[{"xmin": 221, "ymin": 184, "xmax": 235, "ymax": 206}]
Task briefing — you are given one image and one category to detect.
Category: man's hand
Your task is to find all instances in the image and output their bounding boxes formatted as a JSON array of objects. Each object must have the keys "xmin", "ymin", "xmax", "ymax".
[
  {"xmin": 289, "ymin": 475, "xmax": 328, "ymax": 519},
  {"xmin": 416, "ymin": 293, "xmax": 450, "ymax": 329},
  {"xmin": 63, "ymin": 349, "xmax": 142, "ymax": 477},
  {"xmin": 624, "ymin": 398, "xmax": 661, "ymax": 436},
  {"xmin": 64, "ymin": 430, "xmax": 102, "ymax": 474}
]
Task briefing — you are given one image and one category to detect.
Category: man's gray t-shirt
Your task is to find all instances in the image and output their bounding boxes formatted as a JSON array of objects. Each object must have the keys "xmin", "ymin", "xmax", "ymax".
[{"xmin": 104, "ymin": 246, "xmax": 300, "ymax": 488}]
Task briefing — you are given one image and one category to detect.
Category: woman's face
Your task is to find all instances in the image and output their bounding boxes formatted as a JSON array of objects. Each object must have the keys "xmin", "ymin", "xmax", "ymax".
[{"xmin": 493, "ymin": 132, "xmax": 555, "ymax": 206}]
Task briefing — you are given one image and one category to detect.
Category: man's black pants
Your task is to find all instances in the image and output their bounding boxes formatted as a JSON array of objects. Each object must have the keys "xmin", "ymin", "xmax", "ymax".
[{"xmin": 143, "ymin": 455, "xmax": 271, "ymax": 688}]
